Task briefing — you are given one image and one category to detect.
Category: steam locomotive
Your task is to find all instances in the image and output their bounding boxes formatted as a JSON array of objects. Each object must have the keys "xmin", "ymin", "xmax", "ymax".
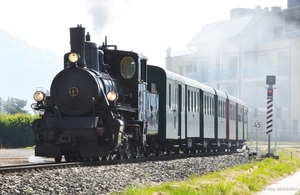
[{"xmin": 32, "ymin": 25, "xmax": 248, "ymax": 162}]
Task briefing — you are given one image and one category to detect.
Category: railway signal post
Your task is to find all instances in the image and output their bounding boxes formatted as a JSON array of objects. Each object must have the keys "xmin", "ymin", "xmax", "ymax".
[{"xmin": 265, "ymin": 75, "xmax": 279, "ymax": 159}]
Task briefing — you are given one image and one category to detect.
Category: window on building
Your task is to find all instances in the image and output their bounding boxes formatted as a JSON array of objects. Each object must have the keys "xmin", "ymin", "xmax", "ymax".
[
  {"xmin": 258, "ymin": 54, "xmax": 270, "ymax": 66},
  {"xmin": 278, "ymin": 52, "xmax": 288, "ymax": 75},
  {"xmin": 274, "ymin": 26, "xmax": 282, "ymax": 36},
  {"xmin": 280, "ymin": 83, "xmax": 288, "ymax": 107},
  {"xmin": 282, "ymin": 120, "xmax": 287, "ymax": 131},
  {"xmin": 199, "ymin": 61, "xmax": 209, "ymax": 81},
  {"xmin": 229, "ymin": 85, "xmax": 237, "ymax": 97},
  {"xmin": 185, "ymin": 60, "xmax": 196, "ymax": 73},
  {"xmin": 179, "ymin": 66, "xmax": 183, "ymax": 75},
  {"xmin": 293, "ymin": 120, "xmax": 298, "ymax": 132},
  {"xmin": 186, "ymin": 64, "xmax": 192, "ymax": 73},
  {"xmin": 278, "ymin": 52, "xmax": 287, "ymax": 66},
  {"xmin": 229, "ymin": 56, "xmax": 238, "ymax": 79}
]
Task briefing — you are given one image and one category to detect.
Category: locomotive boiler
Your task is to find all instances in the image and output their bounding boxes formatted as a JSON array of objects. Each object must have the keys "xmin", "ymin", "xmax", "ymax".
[{"xmin": 32, "ymin": 25, "xmax": 248, "ymax": 162}]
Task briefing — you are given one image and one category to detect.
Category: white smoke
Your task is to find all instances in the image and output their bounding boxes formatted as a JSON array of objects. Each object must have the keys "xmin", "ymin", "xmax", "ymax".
[{"xmin": 28, "ymin": 155, "xmax": 47, "ymax": 163}]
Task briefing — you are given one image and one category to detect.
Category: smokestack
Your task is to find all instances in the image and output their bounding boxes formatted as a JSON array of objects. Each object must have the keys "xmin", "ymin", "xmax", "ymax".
[
  {"xmin": 166, "ymin": 47, "xmax": 172, "ymax": 58},
  {"xmin": 271, "ymin": 6, "xmax": 281, "ymax": 11},
  {"xmin": 264, "ymin": 7, "xmax": 269, "ymax": 12},
  {"xmin": 69, "ymin": 24, "xmax": 86, "ymax": 68}
]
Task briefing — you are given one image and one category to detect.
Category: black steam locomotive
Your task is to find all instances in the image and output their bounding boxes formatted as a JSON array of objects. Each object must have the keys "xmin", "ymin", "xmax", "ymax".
[{"xmin": 32, "ymin": 25, "xmax": 248, "ymax": 162}]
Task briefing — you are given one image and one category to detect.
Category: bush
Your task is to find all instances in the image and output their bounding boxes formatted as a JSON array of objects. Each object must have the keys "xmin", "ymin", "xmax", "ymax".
[{"xmin": 0, "ymin": 113, "xmax": 39, "ymax": 148}]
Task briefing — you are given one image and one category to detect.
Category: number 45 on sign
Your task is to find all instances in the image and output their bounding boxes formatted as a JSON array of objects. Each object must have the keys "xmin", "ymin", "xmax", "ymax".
[{"xmin": 253, "ymin": 120, "xmax": 263, "ymax": 130}]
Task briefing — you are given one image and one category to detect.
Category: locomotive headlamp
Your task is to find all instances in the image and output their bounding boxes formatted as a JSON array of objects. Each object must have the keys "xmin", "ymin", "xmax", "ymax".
[
  {"xmin": 68, "ymin": 53, "xmax": 79, "ymax": 63},
  {"xmin": 106, "ymin": 91, "xmax": 118, "ymax": 102},
  {"xmin": 33, "ymin": 91, "xmax": 45, "ymax": 102}
]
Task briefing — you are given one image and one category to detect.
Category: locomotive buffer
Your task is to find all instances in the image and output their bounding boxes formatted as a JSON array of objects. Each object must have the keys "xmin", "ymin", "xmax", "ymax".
[{"xmin": 264, "ymin": 75, "xmax": 279, "ymax": 159}]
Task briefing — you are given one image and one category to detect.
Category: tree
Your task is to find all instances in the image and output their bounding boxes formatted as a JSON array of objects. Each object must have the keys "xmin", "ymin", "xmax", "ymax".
[
  {"xmin": 0, "ymin": 97, "xmax": 2, "ymax": 113},
  {"xmin": 2, "ymin": 97, "xmax": 28, "ymax": 114}
]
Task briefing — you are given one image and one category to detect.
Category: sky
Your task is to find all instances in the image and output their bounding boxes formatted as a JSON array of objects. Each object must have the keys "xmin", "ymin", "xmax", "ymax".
[
  {"xmin": 0, "ymin": 0, "xmax": 287, "ymax": 66},
  {"xmin": 0, "ymin": 0, "xmax": 288, "ymax": 113}
]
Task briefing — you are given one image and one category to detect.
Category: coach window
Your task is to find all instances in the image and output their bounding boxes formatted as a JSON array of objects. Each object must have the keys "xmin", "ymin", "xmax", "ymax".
[
  {"xmin": 207, "ymin": 96, "xmax": 210, "ymax": 115},
  {"xmin": 221, "ymin": 101, "xmax": 223, "ymax": 118},
  {"xmin": 231, "ymin": 105, "xmax": 233, "ymax": 120},
  {"xmin": 141, "ymin": 59, "xmax": 147, "ymax": 82},
  {"xmin": 120, "ymin": 56, "xmax": 136, "ymax": 79},
  {"xmin": 168, "ymin": 84, "xmax": 171, "ymax": 108},
  {"xmin": 206, "ymin": 96, "xmax": 208, "ymax": 115},
  {"xmin": 234, "ymin": 105, "xmax": 236, "ymax": 120},
  {"xmin": 204, "ymin": 95, "xmax": 206, "ymax": 114},
  {"xmin": 224, "ymin": 102, "xmax": 226, "ymax": 118},
  {"xmin": 223, "ymin": 101, "xmax": 225, "ymax": 118},
  {"xmin": 233, "ymin": 105, "xmax": 235, "ymax": 120},
  {"xmin": 220, "ymin": 101, "xmax": 222, "ymax": 117},
  {"xmin": 229, "ymin": 104, "xmax": 231, "ymax": 119},
  {"xmin": 191, "ymin": 91, "xmax": 194, "ymax": 112},
  {"xmin": 212, "ymin": 97, "xmax": 214, "ymax": 116},
  {"xmin": 208, "ymin": 96, "xmax": 210, "ymax": 115},
  {"xmin": 207, "ymin": 96, "xmax": 209, "ymax": 115},
  {"xmin": 218, "ymin": 100, "xmax": 220, "ymax": 117},
  {"xmin": 194, "ymin": 92, "xmax": 198, "ymax": 112},
  {"xmin": 222, "ymin": 101, "xmax": 224, "ymax": 117},
  {"xmin": 220, "ymin": 101, "xmax": 222, "ymax": 118},
  {"xmin": 210, "ymin": 97, "xmax": 212, "ymax": 115},
  {"xmin": 175, "ymin": 88, "xmax": 178, "ymax": 109},
  {"xmin": 187, "ymin": 90, "xmax": 190, "ymax": 112},
  {"xmin": 194, "ymin": 92, "xmax": 197, "ymax": 112},
  {"xmin": 244, "ymin": 109, "xmax": 248, "ymax": 122},
  {"xmin": 197, "ymin": 92, "xmax": 200, "ymax": 112}
]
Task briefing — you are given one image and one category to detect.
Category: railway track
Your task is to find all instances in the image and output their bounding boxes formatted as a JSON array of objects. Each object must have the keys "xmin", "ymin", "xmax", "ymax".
[{"xmin": 0, "ymin": 151, "xmax": 239, "ymax": 173}]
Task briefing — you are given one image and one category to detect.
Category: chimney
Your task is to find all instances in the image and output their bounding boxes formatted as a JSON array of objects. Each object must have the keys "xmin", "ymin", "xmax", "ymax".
[
  {"xmin": 264, "ymin": 7, "xmax": 269, "ymax": 12},
  {"xmin": 271, "ymin": 6, "xmax": 281, "ymax": 11},
  {"xmin": 166, "ymin": 47, "xmax": 172, "ymax": 58},
  {"xmin": 255, "ymin": 6, "xmax": 262, "ymax": 11},
  {"xmin": 69, "ymin": 25, "xmax": 87, "ymax": 68}
]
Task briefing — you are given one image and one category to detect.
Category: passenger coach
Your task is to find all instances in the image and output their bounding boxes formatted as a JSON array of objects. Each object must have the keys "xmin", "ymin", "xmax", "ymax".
[{"xmin": 147, "ymin": 65, "xmax": 248, "ymax": 154}]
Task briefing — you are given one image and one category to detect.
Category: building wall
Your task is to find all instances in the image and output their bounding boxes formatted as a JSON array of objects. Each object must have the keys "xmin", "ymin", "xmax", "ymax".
[{"xmin": 166, "ymin": 7, "xmax": 300, "ymax": 138}]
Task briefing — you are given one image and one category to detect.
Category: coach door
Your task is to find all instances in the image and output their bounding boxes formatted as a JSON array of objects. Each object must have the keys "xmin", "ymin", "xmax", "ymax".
[
  {"xmin": 166, "ymin": 81, "xmax": 180, "ymax": 139},
  {"xmin": 179, "ymin": 84, "xmax": 185, "ymax": 139},
  {"xmin": 243, "ymin": 107, "xmax": 248, "ymax": 141}
]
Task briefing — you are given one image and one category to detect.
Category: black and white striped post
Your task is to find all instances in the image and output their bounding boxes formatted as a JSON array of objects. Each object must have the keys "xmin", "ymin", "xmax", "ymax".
[
  {"xmin": 266, "ymin": 99, "xmax": 273, "ymax": 134},
  {"xmin": 266, "ymin": 75, "xmax": 276, "ymax": 157}
]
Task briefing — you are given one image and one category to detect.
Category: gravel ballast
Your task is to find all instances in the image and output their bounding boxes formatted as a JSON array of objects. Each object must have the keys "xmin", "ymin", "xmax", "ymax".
[{"xmin": 0, "ymin": 152, "xmax": 250, "ymax": 195}]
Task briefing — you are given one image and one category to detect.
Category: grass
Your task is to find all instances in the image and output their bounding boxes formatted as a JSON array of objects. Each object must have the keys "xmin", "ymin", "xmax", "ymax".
[{"xmin": 113, "ymin": 148, "xmax": 300, "ymax": 195}]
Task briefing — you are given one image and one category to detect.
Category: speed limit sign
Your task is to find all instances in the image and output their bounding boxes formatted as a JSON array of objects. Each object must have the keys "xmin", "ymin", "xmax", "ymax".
[{"xmin": 253, "ymin": 120, "xmax": 263, "ymax": 130}]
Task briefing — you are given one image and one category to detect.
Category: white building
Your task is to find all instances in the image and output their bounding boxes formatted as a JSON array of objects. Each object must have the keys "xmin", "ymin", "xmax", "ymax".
[{"xmin": 166, "ymin": 1, "xmax": 300, "ymax": 141}]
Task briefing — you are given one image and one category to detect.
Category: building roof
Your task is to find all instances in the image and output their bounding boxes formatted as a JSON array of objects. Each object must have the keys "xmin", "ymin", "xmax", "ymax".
[{"xmin": 187, "ymin": 16, "xmax": 253, "ymax": 47}]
